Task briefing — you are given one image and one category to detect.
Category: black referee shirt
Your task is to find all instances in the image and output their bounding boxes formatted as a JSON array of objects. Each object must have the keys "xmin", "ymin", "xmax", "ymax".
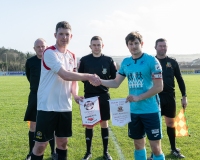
[
  {"xmin": 25, "ymin": 55, "xmax": 41, "ymax": 93},
  {"xmin": 78, "ymin": 54, "xmax": 117, "ymax": 94},
  {"xmin": 156, "ymin": 56, "xmax": 186, "ymax": 96}
]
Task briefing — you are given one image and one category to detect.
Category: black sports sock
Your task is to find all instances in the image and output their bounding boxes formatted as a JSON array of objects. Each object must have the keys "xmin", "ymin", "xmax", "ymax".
[
  {"xmin": 85, "ymin": 128, "xmax": 93, "ymax": 153},
  {"xmin": 49, "ymin": 137, "xmax": 55, "ymax": 154},
  {"xmin": 167, "ymin": 127, "xmax": 176, "ymax": 150},
  {"xmin": 56, "ymin": 148, "xmax": 67, "ymax": 160},
  {"xmin": 28, "ymin": 131, "xmax": 35, "ymax": 154},
  {"xmin": 30, "ymin": 153, "xmax": 43, "ymax": 160},
  {"xmin": 101, "ymin": 128, "xmax": 109, "ymax": 154}
]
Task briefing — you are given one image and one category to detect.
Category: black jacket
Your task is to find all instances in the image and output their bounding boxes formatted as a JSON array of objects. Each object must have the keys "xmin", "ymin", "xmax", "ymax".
[{"xmin": 25, "ymin": 55, "xmax": 41, "ymax": 93}]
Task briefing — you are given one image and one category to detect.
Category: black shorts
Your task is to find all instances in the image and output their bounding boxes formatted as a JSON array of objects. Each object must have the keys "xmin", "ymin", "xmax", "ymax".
[
  {"xmin": 159, "ymin": 92, "xmax": 176, "ymax": 118},
  {"xmin": 35, "ymin": 111, "xmax": 72, "ymax": 142},
  {"xmin": 85, "ymin": 93, "xmax": 110, "ymax": 121},
  {"xmin": 128, "ymin": 112, "xmax": 162, "ymax": 140},
  {"xmin": 24, "ymin": 92, "xmax": 37, "ymax": 122}
]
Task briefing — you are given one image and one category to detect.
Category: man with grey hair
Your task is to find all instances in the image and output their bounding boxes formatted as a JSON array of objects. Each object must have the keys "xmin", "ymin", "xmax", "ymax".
[{"xmin": 24, "ymin": 38, "xmax": 56, "ymax": 160}]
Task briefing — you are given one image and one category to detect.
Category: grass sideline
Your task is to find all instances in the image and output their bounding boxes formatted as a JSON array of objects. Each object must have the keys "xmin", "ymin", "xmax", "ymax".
[{"xmin": 0, "ymin": 75, "xmax": 199, "ymax": 160}]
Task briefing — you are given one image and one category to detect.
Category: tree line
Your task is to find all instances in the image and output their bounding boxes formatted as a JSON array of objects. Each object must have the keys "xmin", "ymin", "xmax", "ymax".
[
  {"xmin": 0, "ymin": 47, "xmax": 35, "ymax": 72},
  {"xmin": 0, "ymin": 46, "xmax": 121, "ymax": 72}
]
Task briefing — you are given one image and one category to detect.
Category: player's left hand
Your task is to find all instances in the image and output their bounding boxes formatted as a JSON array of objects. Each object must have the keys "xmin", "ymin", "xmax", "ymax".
[
  {"xmin": 126, "ymin": 95, "xmax": 140, "ymax": 102},
  {"xmin": 74, "ymin": 95, "xmax": 84, "ymax": 104}
]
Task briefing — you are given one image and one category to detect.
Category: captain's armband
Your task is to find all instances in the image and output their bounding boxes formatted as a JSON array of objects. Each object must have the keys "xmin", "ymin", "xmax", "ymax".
[{"xmin": 152, "ymin": 72, "xmax": 162, "ymax": 79}]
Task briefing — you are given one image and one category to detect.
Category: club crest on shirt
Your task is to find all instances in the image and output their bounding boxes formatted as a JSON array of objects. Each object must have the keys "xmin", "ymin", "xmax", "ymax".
[
  {"xmin": 166, "ymin": 62, "xmax": 171, "ymax": 67},
  {"xmin": 102, "ymin": 68, "xmax": 107, "ymax": 74}
]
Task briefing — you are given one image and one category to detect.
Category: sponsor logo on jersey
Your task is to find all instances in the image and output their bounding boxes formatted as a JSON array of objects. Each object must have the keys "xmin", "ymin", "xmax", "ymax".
[
  {"xmin": 166, "ymin": 62, "xmax": 171, "ymax": 67},
  {"xmin": 128, "ymin": 72, "xmax": 143, "ymax": 89},
  {"xmin": 102, "ymin": 68, "xmax": 107, "ymax": 74}
]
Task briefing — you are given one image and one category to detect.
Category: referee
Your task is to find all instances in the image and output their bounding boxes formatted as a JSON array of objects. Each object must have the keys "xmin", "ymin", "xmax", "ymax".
[
  {"xmin": 78, "ymin": 36, "xmax": 117, "ymax": 160},
  {"xmin": 24, "ymin": 38, "xmax": 56, "ymax": 160},
  {"xmin": 155, "ymin": 38, "xmax": 187, "ymax": 158}
]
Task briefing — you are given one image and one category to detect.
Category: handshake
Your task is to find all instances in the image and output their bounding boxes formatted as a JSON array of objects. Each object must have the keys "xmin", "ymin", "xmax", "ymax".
[{"xmin": 88, "ymin": 74, "xmax": 101, "ymax": 86}]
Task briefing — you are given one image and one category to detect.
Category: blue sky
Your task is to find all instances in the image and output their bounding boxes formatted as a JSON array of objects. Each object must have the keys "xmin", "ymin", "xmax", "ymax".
[{"xmin": 0, "ymin": 0, "xmax": 199, "ymax": 57}]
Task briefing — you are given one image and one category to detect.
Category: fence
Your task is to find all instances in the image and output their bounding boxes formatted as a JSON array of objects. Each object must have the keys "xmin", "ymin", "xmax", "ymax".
[{"xmin": 0, "ymin": 71, "xmax": 25, "ymax": 76}]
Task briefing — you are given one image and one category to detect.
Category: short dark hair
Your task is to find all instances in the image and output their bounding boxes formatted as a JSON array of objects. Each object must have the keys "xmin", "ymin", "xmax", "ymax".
[
  {"xmin": 55, "ymin": 21, "xmax": 71, "ymax": 33},
  {"xmin": 90, "ymin": 36, "xmax": 103, "ymax": 44},
  {"xmin": 125, "ymin": 31, "xmax": 143, "ymax": 46},
  {"xmin": 155, "ymin": 38, "xmax": 167, "ymax": 47}
]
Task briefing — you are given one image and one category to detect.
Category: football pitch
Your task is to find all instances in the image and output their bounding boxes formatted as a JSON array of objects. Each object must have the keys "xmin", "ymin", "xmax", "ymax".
[{"xmin": 0, "ymin": 75, "xmax": 199, "ymax": 160}]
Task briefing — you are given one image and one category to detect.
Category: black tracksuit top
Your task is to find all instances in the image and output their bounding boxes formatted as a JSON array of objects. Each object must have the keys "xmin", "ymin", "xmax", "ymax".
[
  {"xmin": 25, "ymin": 55, "xmax": 41, "ymax": 93},
  {"xmin": 156, "ymin": 56, "xmax": 186, "ymax": 96}
]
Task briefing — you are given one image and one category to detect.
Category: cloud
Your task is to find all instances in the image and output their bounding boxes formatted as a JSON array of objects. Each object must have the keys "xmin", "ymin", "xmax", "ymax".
[
  {"xmin": 88, "ymin": 10, "xmax": 148, "ymax": 56},
  {"xmin": 89, "ymin": 10, "xmax": 142, "ymax": 34},
  {"xmin": 138, "ymin": 6, "xmax": 150, "ymax": 14},
  {"xmin": 76, "ymin": 1, "xmax": 200, "ymax": 57}
]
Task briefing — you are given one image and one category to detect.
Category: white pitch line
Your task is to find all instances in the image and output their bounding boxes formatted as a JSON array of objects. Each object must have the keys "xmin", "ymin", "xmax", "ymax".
[{"xmin": 109, "ymin": 127, "xmax": 126, "ymax": 160}]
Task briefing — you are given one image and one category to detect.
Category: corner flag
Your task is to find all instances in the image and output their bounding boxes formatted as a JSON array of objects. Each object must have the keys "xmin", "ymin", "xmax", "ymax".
[{"xmin": 174, "ymin": 109, "xmax": 190, "ymax": 137}]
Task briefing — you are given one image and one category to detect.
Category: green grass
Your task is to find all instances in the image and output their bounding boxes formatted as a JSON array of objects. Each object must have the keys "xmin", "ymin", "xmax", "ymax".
[{"xmin": 0, "ymin": 75, "xmax": 199, "ymax": 159}]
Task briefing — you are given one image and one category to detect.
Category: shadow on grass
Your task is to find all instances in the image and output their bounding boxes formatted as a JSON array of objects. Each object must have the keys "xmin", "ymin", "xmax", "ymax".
[
  {"xmin": 165, "ymin": 153, "xmax": 179, "ymax": 160},
  {"xmin": 44, "ymin": 156, "xmax": 105, "ymax": 160},
  {"xmin": 94, "ymin": 156, "xmax": 105, "ymax": 160},
  {"xmin": 44, "ymin": 158, "xmax": 52, "ymax": 160}
]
